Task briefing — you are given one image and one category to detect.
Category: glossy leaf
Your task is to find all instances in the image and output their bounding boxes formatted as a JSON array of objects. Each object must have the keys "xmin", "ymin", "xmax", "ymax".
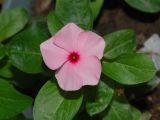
[
  {"xmin": 103, "ymin": 53, "xmax": 156, "ymax": 85},
  {"xmin": 8, "ymin": 21, "xmax": 50, "ymax": 73},
  {"xmin": 47, "ymin": 11, "xmax": 63, "ymax": 35},
  {"xmin": 102, "ymin": 95, "xmax": 132, "ymax": 120},
  {"xmin": 125, "ymin": 0, "xmax": 160, "ymax": 13},
  {"xmin": 33, "ymin": 80, "xmax": 83, "ymax": 120},
  {"xmin": 55, "ymin": 0, "xmax": 93, "ymax": 29},
  {"xmin": 0, "ymin": 79, "xmax": 33, "ymax": 119},
  {"xmin": 0, "ymin": 8, "xmax": 29, "ymax": 42},
  {"xmin": 90, "ymin": 0, "xmax": 104, "ymax": 19},
  {"xmin": 86, "ymin": 80, "xmax": 114, "ymax": 116},
  {"xmin": 104, "ymin": 29, "xmax": 136, "ymax": 59},
  {"xmin": 0, "ymin": 44, "xmax": 5, "ymax": 59}
]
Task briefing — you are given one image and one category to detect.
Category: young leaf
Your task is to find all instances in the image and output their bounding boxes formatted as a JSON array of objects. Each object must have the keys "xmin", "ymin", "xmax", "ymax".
[
  {"xmin": 0, "ymin": 44, "xmax": 5, "ymax": 59},
  {"xmin": 86, "ymin": 80, "xmax": 114, "ymax": 116},
  {"xmin": 0, "ymin": 8, "xmax": 29, "ymax": 42},
  {"xmin": 89, "ymin": 0, "xmax": 104, "ymax": 19},
  {"xmin": 55, "ymin": 0, "xmax": 93, "ymax": 30},
  {"xmin": 8, "ymin": 21, "xmax": 50, "ymax": 74},
  {"xmin": 104, "ymin": 29, "xmax": 136, "ymax": 59},
  {"xmin": 47, "ymin": 11, "xmax": 63, "ymax": 35},
  {"xmin": 33, "ymin": 80, "xmax": 83, "ymax": 120},
  {"xmin": 0, "ymin": 79, "xmax": 33, "ymax": 119},
  {"xmin": 102, "ymin": 95, "xmax": 132, "ymax": 120},
  {"xmin": 103, "ymin": 53, "xmax": 156, "ymax": 85},
  {"xmin": 125, "ymin": 0, "xmax": 160, "ymax": 13}
]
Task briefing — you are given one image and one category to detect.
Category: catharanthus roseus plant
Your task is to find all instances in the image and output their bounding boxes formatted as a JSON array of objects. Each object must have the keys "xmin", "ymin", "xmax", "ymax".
[
  {"xmin": 40, "ymin": 23, "xmax": 105, "ymax": 91},
  {"xmin": 0, "ymin": 0, "xmax": 159, "ymax": 120}
]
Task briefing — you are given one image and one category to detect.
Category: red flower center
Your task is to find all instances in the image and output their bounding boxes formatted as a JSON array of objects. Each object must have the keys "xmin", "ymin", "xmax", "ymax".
[{"xmin": 68, "ymin": 52, "xmax": 80, "ymax": 64}]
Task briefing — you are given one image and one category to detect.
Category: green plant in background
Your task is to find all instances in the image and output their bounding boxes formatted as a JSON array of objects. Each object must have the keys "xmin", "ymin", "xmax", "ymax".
[
  {"xmin": 125, "ymin": 0, "xmax": 160, "ymax": 13},
  {"xmin": 0, "ymin": 0, "xmax": 159, "ymax": 120}
]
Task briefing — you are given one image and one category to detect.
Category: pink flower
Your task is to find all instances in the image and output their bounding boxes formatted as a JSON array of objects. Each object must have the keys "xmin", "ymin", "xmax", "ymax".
[{"xmin": 40, "ymin": 23, "xmax": 105, "ymax": 91}]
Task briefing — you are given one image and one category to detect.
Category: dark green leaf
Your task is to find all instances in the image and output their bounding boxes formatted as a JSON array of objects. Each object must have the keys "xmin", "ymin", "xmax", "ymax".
[
  {"xmin": 90, "ymin": 0, "xmax": 104, "ymax": 19},
  {"xmin": 0, "ymin": 79, "xmax": 33, "ymax": 119},
  {"xmin": 103, "ymin": 53, "xmax": 156, "ymax": 85},
  {"xmin": 5, "ymin": 114, "xmax": 33, "ymax": 120},
  {"xmin": 47, "ymin": 11, "xmax": 63, "ymax": 35},
  {"xmin": 10, "ymin": 66, "xmax": 47, "ymax": 89},
  {"xmin": 8, "ymin": 21, "xmax": 50, "ymax": 73},
  {"xmin": 125, "ymin": 77, "xmax": 160, "ymax": 100},
  {"xmin": 33, "ymin": 80, "xmax": 83, "ymax": 120},
  {"xmin": 55, "ymin": 0, "xmax": 93, "ymax": 29},
  {"xmin": 5, "ymin": 114, "xmax": 25, "ymax": 120},
  {"xmin": 104, "ymin": 29, "xmax": 136, "ymax": 59},
  {"xmin": 125, "ymin": 0, "xmax": 160, "ymax": 13},
  {"xmin": 0, "ymin": 44, "xmax": 5, "ymax": 59},
  {"xmin": 102, "ymin": 95, "xmax": 132, "ymax": 120},
  {"xmin": 86, "ymin": 80, "xmax": 114, "ymax": 116},
  {"xmin": 0, "ymin": 61, "xmax": 13, "ymax": 78},
  {"xmin": 0, "ymin": 8, "xmax": 29, "ymax": 42}
]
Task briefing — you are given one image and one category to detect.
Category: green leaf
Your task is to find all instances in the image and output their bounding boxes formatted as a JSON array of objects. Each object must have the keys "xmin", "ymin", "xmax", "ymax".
[
  {"xmin": 8, "ymin": 21, "xmax": 50, "ymax": 74},
  {"xmin": 102, "ymin": 95, "xmax": 132, "ymax": 120},
  {"xmin": 0, "ymin": 61, "xmax": 13, "ymax": 78},
  {"xmin": 131, "ymin": 106, "xmax": 141, "ymax": 120},
  {"xmin": 86, "ymin": 80, "xmax": 114, "ymax": 116},
  {"xmin": 90, "ymin": 0, "xmax": 104, "ymax": 19},
  {"xmin": 103, "ymin": 53, "xmax": 156, "ymax": 85},
  {"xmin": 5, "ymin": 114, "xmax": 33, "ymax": 120},
  {"xmin": 125, "ymin": 77, "xmax": 160, "ymax": 100},
  {"xmin": 0, "ymin": 79, "xmax": 33, "ymax": 119},
  {"xmin": 5, "ymin": 114, "xmax": 26, "ymax": 120},
  {"xmin": 33, "ymin": 80, "xmax": 83, "ymax": 120},
  {"xmin": 0, "ymin": 44, "xmax": 5, "ymax": 59},
  {"xmin": 104, "ymin": 29, "xmax": 136, "ymax": 59},
  {"xmin": 10, "ymin": 67, "xmax": 45, "ymax": 89},
  {"xmin": 55, "ymin": 0, "xmax": 93, "ymax": 29},
  {"xmin": 0, "ymin": 8, "xmax": 29, "ymax": 42},
  {"xmin": 47, "ymin": 11, "xmax": 63, "ymax": 35},
  {"xmin": 125, "ymin": 0, "xmax": 160, "ymax": 13}
]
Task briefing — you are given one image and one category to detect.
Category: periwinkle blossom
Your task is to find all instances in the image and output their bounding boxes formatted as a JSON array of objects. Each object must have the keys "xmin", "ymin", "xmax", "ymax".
[{"xmin": 40, "ymin": 23, "xmax": 105, "ymax": 91}]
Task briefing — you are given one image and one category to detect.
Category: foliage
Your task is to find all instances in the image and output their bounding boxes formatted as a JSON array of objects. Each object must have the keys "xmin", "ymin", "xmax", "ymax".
[
  {"xmin": 125, "ymin": 0, "xmax": 160, "ymax": 13},
  {"xmin": 0, "ymin": 0, "xmax": 158, "ymax": 119}
]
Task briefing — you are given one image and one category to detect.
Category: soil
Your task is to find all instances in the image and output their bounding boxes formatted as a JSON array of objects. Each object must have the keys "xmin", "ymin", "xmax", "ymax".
[
  {"xmin": 95, "ymin": 0, "xmax": 160, "ymax": 45},
  {"xmin": 94, "ymin": 0, "xmax": 160, "ymax": 119}
]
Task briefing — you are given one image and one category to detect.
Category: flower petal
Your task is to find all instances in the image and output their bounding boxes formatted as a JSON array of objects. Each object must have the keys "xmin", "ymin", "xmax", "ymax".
[
  {"xmin": 40, "ymin": 39, "xmax": 68, "ymax": 70},
  {"xmin": 55, "ymin": 62, "xmax": 83, "ymax": 91},
  {"xmin": 78, "ymin": 31, "xmax": 105, "ymax": 59},
  {"xmin": 76, "ymin": 56, "xmax": 101, "ymax": 86},
  {"xmin": 53, "ymin": 23, "xmax": 83, "ymax": 52}
]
